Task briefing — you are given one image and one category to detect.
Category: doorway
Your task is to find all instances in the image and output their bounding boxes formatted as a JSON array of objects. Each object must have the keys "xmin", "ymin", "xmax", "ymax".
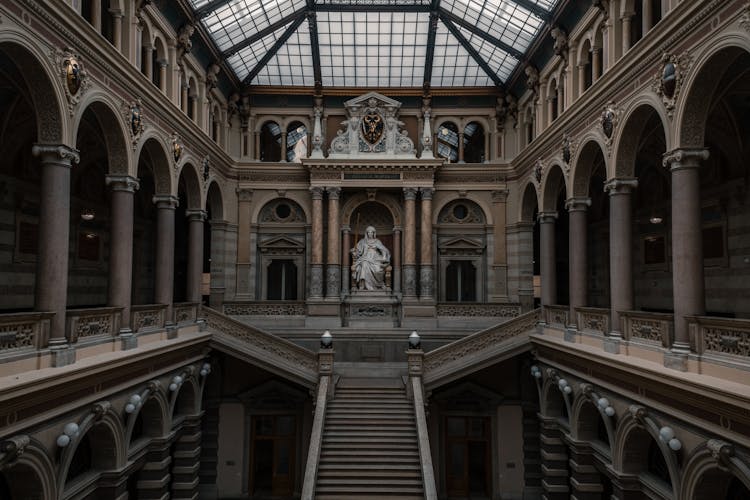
[
  {"xmin": 249, "ymin": 415, "xmax": 296, "ymax": 497},
  {"xmin": 445, "ymin": 416, "xmax": 490, "ymax": 499}
]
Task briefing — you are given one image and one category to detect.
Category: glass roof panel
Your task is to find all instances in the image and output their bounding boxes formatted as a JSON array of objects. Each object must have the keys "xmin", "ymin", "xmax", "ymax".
[
  {"xmin": 188, "ymin": 0, "xmax": 213, "ymax": 9},
  {"xmin": 457, "ymin": 24, "xmax": 517, "ymax": 82},
  {"xmin": 250, "ymin": 22, "xmax": 314, "ymax": 86},
  {"xmin": 318, "ymin": 11, "xmax": 429, "ymax": 87},
  {"xmin": 200, "ymin": 0, "xmax": 306, "ymax": 53},
  {"xmin": 226, "ymin": 21, "xmax": 292, "ymax": 81},
  {"xmin": 432, "ymin": 21, "xmax": 493, "ymax": 87}
]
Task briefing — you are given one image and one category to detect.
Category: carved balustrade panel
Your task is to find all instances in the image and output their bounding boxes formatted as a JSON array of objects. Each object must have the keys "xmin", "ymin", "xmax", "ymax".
[
  {"xmin": 174, "ymin": 302, "xmax": 199, "ymax": 324},
  {"xmin": 436, "ymin": 303, "xmax": 522, "ymax": 318},
  {"xmin": 575, "ymin": 307, "xmax": 610, "ymax": 336},
  {"xmin": 545, "ymin": 305, "xmax": 569, "ymax": 327},
  {"xmin": 222, "ymin": 302, "xmax": 307, "ymax": 316},
  {"xmin": 131, "ymin": 304, "xmax": 168, "ymax": 333},
  {"xmin": 0, "ymin": 312, "xmax": 53, "ymax": 354},
  {"xmin": 689, "ymin": 316, "xmax": 750, "ymax": 360},
  {"xmin": 621, "ymin": 311, "xmax": 673, "ymax": 347},
  {"xmin": 66, "ymin": 307, "xmax": 122, "ymax": 343}
]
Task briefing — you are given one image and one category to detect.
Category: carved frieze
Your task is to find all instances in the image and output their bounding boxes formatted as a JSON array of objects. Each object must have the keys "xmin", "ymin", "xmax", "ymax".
[
  {"xmin": 652, "ymin": 52, "xmax": 693, "ymax": 119},
  {"xmin": 122, "ymin": 98, "xmax": 145, "ymax": 149},
  {"xmin": 51, "ymin": 48, "xmax": 90, "ymax": 116}
]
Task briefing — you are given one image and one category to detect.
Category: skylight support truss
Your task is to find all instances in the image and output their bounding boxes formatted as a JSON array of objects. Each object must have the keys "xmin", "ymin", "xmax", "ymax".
[
  {"xmin": 508, "ymin": 0, "xmax": 552, "ymax": 21},
  {"xmin": 315, "ymin": 3, "xmax": 431, "ymax": 12},
  {"xmin": 194, "ymin": 0, "xmax": 234, "ymax": 19},
  {"xmin": 440, "ymin": 15, "xmax": 504, "ymax": 88},
  {"xmin": 221, "ymin": 10, "xmax": 306, "ymax": 58},
  {"xmin": 306, "ymin": 2, "xmax": 323, "ymax": 86},
  {"xmin": 438, "ymin": 7, "xmax": 523, "ymax": 60},
  {"xmin": 243, "ymin": 15, "xmax": 307, "ymax": 84},
  {"xmin": 423, "ymin": 0, "xmax": 441, "ymax": 87}
]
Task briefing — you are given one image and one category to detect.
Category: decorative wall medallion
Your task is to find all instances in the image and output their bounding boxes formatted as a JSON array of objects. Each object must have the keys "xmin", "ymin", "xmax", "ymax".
[
  {"xmin": 601, "ymin": 104, "xmax": 616, "ymax": 139},
  {"xmin": 652, "ymin": 52, "xmax": 693, "ymax": 119},
  {"xmin": 361, "ymin": 109, "xmax": 384, "ymax": 145},
  {"xmin": 740, "ymin": 2, "xmax": 750, "ymax": 34},
  {"xmin": 562, "ymin": 133, "xmax": 573, "ymax": 166},
  {"xmin": 171, "ymin": 133, "xmax": 182, "ymax": 165},
  {"xmin": 533, "ymin": 158, "xmax": 544, "ymax": 184},
  {"xmin": 52, "ymin": 48, "xmax": 90, "ymax": 115},
  {"xmin": 202, "ymin": 155, "xmax": 210, "ymax": 182},
  {"xmin": 121, "ymin": 98, "xmax": 145, "ymax": 148}
]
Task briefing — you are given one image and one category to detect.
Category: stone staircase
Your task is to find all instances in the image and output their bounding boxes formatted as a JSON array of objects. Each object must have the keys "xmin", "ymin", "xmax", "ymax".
[{"xmin": 315, "ymin": 378, "xmax": 424, "ymax": 499}]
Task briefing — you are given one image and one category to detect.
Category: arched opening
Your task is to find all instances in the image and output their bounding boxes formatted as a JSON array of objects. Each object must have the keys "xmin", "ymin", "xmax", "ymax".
[
  {"xmin": 286, "ymin": 121, "xmax": 308, "ymax": 162},
  {"xmin": 462, "ymin": 122, "xmax": 485, "ymax": 163},
  {"xmin": 174, "ymin": 165, "xmax": 201, "ymax": 304},
  {"xmin": 206, "ymin": 182, "xmax": 224, "ymax": 307},
  {"xmin": 580, "ymin": 39, "xmax": 593, "ymax": 92},
  {"xmin": 620, "ymin": 427, "xmax": 673, "ymax": 494},
  {"xmin": 542, "ymin": 165, "xmax": 569, "ymax": 307},
  {"xmin": 260, "ymin": 121, "xmax": 282, "ymax": 162},
  {"xmin": 187, "ymin": 77, "xmax": 198, "ymax": 121},
  {"xmin": 550, "ymin": 79, "xmax": 559, "ymax": 122},
  {"xmin": 437, "ymin": 199, "xmax": 487, "ymax": 302},
  {"xmin": 101, "ymin": 1, "xmax": 117, "ymax": 46},
  {"xmin": 152, "ymin": 38, "xmax": 166, "ymax": 90},
  {"xmin": 520, "ymin": 183, "xmax": 540, "ymax": 310},
  {"xmin": 0, "ymin": 463, "xmax": 46, "ymax": 500},
  {"xmin": 64, "ymin": 422, "xmax": 119, "ymax": 494},
  {"xmin": 173, "ymin": 381, "xmax": 196, "ymax": 419},
  {"xmin": 524, "ymin": 107, "xmax": 535, "ymax": 146},
  {"xmin": 437, "ymin": 121, "xmax": 459, "ymax": 162},
  {"xmin": 211, "ymin": 104, "xmax": 221, "ymax": 143},
  {"xmin": 695, "ymin": 471, "xmax": 750, "ymax": 500}
]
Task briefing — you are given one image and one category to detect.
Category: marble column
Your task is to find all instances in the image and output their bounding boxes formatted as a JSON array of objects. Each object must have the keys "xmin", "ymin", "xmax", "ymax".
[
  {"xmin": 186, "ymin": 209, "xmax": 206, "ymax": 303},
  {"xmin": 280, "ymin": 131, "xmax": 288, "ymax": 162},
  {"xmin": 605, "ymin": 178, "xmax": 638, "ymax": 350},
  {"xmin": 491, "ymin": 190, "xmax": 509, "ymax": 300},
  {"xmin": 621, "ymin": 13, "xmax": 633, "ymax": 52},
  {"xmin": 32, "ymin": 144, "xmax": 79, "ymax": 364},
  {"xmin": 538, "ymin": 212, "xmax": 558, "ymax": 308},
  {"xmin": 392, "ymin": 227, "xmax": 402, "ymax": 294},
  {"xmin": 91, "ymin": 0, "xmax": 102, "ymax": 33},
  {"xmin": 420, "ymin": 188, "xmax": 434, "ymax": 300},
  {"xmin": 326, "ymin": 187, "xmax": 341, "ymax": 299},
  {"xmin": 158, "ymin": 60, "xmax": 168, "ymax": 94},
  {"xmin": 106, "ymin": 175, "xmax": 139, "ymax": 340},
  {"xmin": 309, "ymin": 186, "xmax": 325, "ymax": 298},
  {"xmin": 556, "ymin": 82, "xmax": 564, "ymax": 116},
  {"xmin": 143, "ymin": 45, "xmax": 154, "ymax": 80},
  {"xmin": 592, "ymin": 48, "xmax": 602, "ymax": 81},
  {"xmin": 153, "ymin": 195, "xmax": 178, "ymax": 324},
  {"xmin": 181, "ymin": 83, "xmax": 189, "ymax": 114},
  {"xmin": 643, "ymin": 0, "xmax": 654, "ymax": 33},
  {"xmin": 112, "ymin": 12, "xmax": 123, "ymax": 51},
  {"xmin": 341, "ymin": 225, "xmax": 351, "ymax": 295},
  {"xmin": 578, "ymin": 63, "xmax": 586, "ymax": 95},
  {"xmin": 566, "ymin": 197, "xmax": 591, "ymax": 325},
  {"xmin": 253, "ymin": 131, "xmax": 261, "ymax": 160},
  {"xmin": 235, "ymin": 189, "xmax": 253, "ymax": 298},
  {"xmin": 664, "ymin": 148, "xmax": 709, "ymax": 369},
  {"xmin": 457, "ymin": 132, "xmax": 465, "ymax": 163},
  {"xmin": 403, "ymin": 188, "xmax": 418, "ymax": 297}
]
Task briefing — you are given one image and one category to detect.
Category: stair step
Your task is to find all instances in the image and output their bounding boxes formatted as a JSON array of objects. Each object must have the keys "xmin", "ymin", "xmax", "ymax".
[
  {"xmin": 318, "ymin": 470, "xmax": 421, "ymax": 478},
  {"xmin": 323, "ymin": 437, "xmax": 418, "ymax": 444},
  {"xmin": 318, "ymin": 478, "xmax": 422, "ymax": 486},
  {"xmin": 316, "ymin": 496, "xmax": 424, "ymax": 500},
  {"xmin": 320, "ymin": 456, "xmax": 420, "ymax": 465},
  {"xmin": 315, "ymin": 486, "xmax": 424, "ymax": 494},
  {"xmin": 318, "ymin": 463, "xmax": 421, "ymax": 471},
  {"xmin": 321, "ymin": 449, "xmax": 418, "ymax": 456}
]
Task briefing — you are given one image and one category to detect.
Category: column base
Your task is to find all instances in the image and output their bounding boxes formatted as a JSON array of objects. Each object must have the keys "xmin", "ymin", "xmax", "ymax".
[
  {"xmin": 50, "ymin": 344, "xmax": 76, "ymax": 367},
  {"xmin": 564, "ymin": 327, "xmax": 578, "ymax": 343},
  {"xmin": 403, "ymin": 265, "xmax": 417, "ymax": 298},
  {"xmin": 326, "ymin": 264, "xmax": 341, "ymax": 298},
  {"xmin": 197, "ymin": 318, "xmax": 207, "ymax": 332},
  {"xmin": 166, "ymin": 323, "xmax": 178, "ymax": 339},
  {"xmin": 664, "ymin": 347, "xmax": 689, "ymax": 371},
  {"xmin": 119, "ymin": 328, "xmax": 137, "ymax": 350},
  {"xmin": 309, "ymin": 264, "xmax": 324, "ymax": 299},
  {"xmin": 419, "ymin": 265, "xmax": 434, "ymax": 300},
  {"xmin": 603, "ymin": 333, "xmax": 622, "ymax": 354}
]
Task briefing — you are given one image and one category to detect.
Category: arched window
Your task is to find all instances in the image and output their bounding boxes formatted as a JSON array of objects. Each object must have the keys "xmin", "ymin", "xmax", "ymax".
[
  {"xmin": 437, "ymin": 122, "xmax": 459, "ymax": 162},
  {"xmin": 286, "ymin": 121, "xmax": 307, "ymax": 162},
  {"xmin": 260, "ymin": 121, "xmax": 282, "ymax": 162},
  {"xmin": 462, "ymin": 122, "xmax": 485, "ymax": 163}
]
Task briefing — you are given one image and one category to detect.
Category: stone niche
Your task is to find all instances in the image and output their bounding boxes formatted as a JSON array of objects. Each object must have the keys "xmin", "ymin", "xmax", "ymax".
[{"xmin": 328, "ymin": 91, "xmax": 416, "ymax": 158}]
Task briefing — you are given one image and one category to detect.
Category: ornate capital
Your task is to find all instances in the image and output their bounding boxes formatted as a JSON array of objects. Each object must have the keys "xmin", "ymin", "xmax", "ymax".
[
  {"xmin": 326, "ymin": 186, "xmax": 341, "ymax": 200},
  {"xmin": 565, "ymin": 197, "xmax": 591, "ymax": 212},
  {"xmin": 186, "ymin": 209, "xmax": 207, "ymax": 221},
  {"xmin": 403, "ymin": 187, "xmax": 418, "ymax": 201},
  {"xmin": 492, "ymin": 189, "xmax": 509, "ymax": 203},
  {"xmin": 236, "ymin": 188, "xmax": 253, "ymax": 202},
  {"xmin": 92, "ymin": 401, "xmax": 111, "ymax": 419},
  {"xmin": 106, "ymin": 175, "xmax": 140, "ymax": 192},
  {"xmin": 662, "ymin": 148, "xmax": 709, "ymax": 171},
  {"xmin": 628, "ymin": 404, "xmax": 647, "ymax": 425},
  {"xmin": 152, "ymin": 194, "xmax": 179, "ymax": 209},
  {"xmin": 707, "ymin": 439, "xmax": 735, "ymax": 469},
  {"xmin": 0, "ymin": 435, "xmax": 30, "ymax": 469},
  {"xmin": 32, "ymin": 144, "xmax": 80, "ymax": 164},
  {"xmin": 537, "ymin": 211, "xmax": 558, "ymax": 223},
  {"xmin": 310, "ymin": 186, "xmax": 325, "ymax": 200},
  {"xmin": 604, "ymin": 177, "xmax": 638, "ymax": 195},
  {"xmin": 419, "ymin": 187, "xmax": 434, "ymax": 200}
]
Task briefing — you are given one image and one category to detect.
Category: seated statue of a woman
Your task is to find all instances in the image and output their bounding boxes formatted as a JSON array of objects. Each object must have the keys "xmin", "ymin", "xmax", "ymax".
[{"xmin": 351, "ymin": 226, "xmax": 391, "ymax": 291}]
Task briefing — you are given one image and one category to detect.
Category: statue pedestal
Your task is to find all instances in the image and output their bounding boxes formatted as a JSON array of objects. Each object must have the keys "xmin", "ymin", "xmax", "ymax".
[{"xmin": 343, "ymin": 290, "xmax": 400, "ymax": 328}]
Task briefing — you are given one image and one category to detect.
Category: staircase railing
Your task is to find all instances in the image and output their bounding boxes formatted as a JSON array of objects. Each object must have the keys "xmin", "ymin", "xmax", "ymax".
[
  {"xmin": 202, "ymin": 307, "xmax": 318, "ymax": 386},
  {"xmin": 422, "ymin": 308, "xmax": 540, "ymax": 389},
  {"xmin": 407, "ymin": 349, "xmax": 438, "ymax": 500},
  {"xmin": 300, "ymin": 349, "xmax": 332, "ymax": 500}
]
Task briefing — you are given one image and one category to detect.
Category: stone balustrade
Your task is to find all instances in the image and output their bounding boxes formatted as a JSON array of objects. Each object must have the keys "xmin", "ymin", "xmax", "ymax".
[
  {"xmin": 575, "ymin": 307, "xmax": 610, "ymax": 336},
  {"xmin": 545, "ymin": 305, "xmax": 570, "ymax": 327},
  {"xmin": 65, "ymin": 307, "xmax": 123, "ymax": 343},
  {"xmin": 620, "ymin": 310, "xmax": 673, "ymax": 348},
  {"xmin": 174, "ymin": 302, "xmax": 200, "ymax": 324},
  {"xmin": 436, "ymin": 303, "xmax": 522, "ymax": 318},
  {"xmin": 689, "ymin": 316, "xmax": 750, "ymax": 361},
  {"xmin": 130, "ymin": 304, "xmax": 168, "ymax": 333},
  {"xmin": 0, "ymin": 312, "xmax": 53, "ymax": 355},
  {"xmin": 222, "ymin": 301, "xmax": 307, "ymax": 317}
]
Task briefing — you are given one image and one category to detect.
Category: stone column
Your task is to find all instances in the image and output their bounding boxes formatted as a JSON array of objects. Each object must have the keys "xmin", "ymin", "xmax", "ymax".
[
  {"xmin": 309, "ymin": 186, "xmax": 325, "ymax": 298},
  {"xmin": 419, "ymin": 188, "xmax": 434, "ymax": 300},
  {"xmin": 664, "ymin": 148, "xmax": 709, "ymax": 369},
  {"xmin": 605, "ymin": 178, "xmax": 638, "ymax": 351},
  {"xmin": 392, "ymin": 227, "xmax": 402, "ymax": 294},
  {"xmin": 111, "ymin": 11, "xmax": 123, "ymax": 51},
  {"xmin": 253, "ymin": 130, "xmax": 261, "ymax": 160},
  {"xmin": 578, "ymin": 64, "xmax": 586, "ymax": 95},
  {"xmin": 341, "ymin": 225, "xmax": 351, "ymax": 295},
  {"xmin": 326, "ymin": 187, "xmax": 341, "ymax": 299},
  {"xmin": 280, "ymin": 131, "xmax": 288, "ymax": 162},
  {"xmin": 621, "ymin": 13, "xmax": 633, "ymax": 52},
  {"xmin": 492, "ymin": 190, "xmax": 509, "ymax": 300},
  {"xmin": 539, "ymin": 415, "xmax": 569, "ymax": 500},
  {"xmin": 566, "ymin": 197, "xmax": 591, "ymax": 325},
  {"xmin": 643, "ymin": 0, "xmax": 654, "ymax": 33},
  {"xmin": 181, "ymin": 83, "xmax": 189, "ymax": 114},
  {"xmin": 538, "ymin": 212, "xmax": 558, "ymax": 308},
  {"xmin": 547, "ymin": 95, "xmax": 555, "ymax": 125},
  {"xmin": 457, "ymin": 132, "xmax": 465, "ymax": 163},
  {"xmin": 403, "ymin": 188, "xmax": 418, "ymax": 298},
  {"xmin": 135, "ymin": 442, "xmax": 172, "ymax": 499},
  {"xmin": 170, "ymin": 417, "xmax": 202, "ymax": 499},
  {"xmin": 153, "ymin": 195, "xmax": 178, "ymax": 324},
  {"xmin": 235, "ymin": 189, "xmax": 253, "ymax": 298},
  {"xmin": 106, "ymin": 175, "xmax": 139, "ymax": 342},
  {"xmin": 32, "ymin": 144, "xmax": 79, "ymax": 365},
  {"xmin": 209, "ymin": 220, "xmax": 229, "ymax": 308},
  {"xmin": 556, "ymin": 82, "xmax": 564, "ymax": 117},
  {"xmin": 186, "ymin": 209, "xmax": 206, "ymax": 304},
  {"xmin": 592, "ymin": 48, "xmax": 601, "ymax": 81},
  {"xmin": 91, "ymin": 0, "xmax": 102, "ymax": 32},
  {"xmin": 158, "ymin": 60, "xmax": 168, "ymax": 94},
  {"xmin": 143, "ymin": 44, "xmax": 154, "ymax": 80}
]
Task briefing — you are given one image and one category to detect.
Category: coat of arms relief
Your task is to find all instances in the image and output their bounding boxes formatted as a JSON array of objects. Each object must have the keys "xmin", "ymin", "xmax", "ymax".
[{"xmin": 329, "ymin": 92, "xmax": 415, "ymax": 158}]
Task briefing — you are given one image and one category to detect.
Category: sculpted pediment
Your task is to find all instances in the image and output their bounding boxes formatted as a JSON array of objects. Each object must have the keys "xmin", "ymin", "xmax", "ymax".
[
  {"xmin": 237, "ymin": 380, "xmax": 307, "ymax": 408},
  {"xmin": 439, "ymin": 237, "xmax": 485, "ymax": 255},
  {"xmin": 259, "ymin": 235, "xmax": 305, "ymax": 254},
  {"xmin": 344, "ymin": 91, "xmax": 401, "ymax": 109}
]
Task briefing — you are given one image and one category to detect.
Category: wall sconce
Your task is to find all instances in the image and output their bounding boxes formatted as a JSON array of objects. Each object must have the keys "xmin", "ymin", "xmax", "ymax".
[
  {"xmin": 659, "ymin": 426, "xmax": 682, "ymax": 451},
  {"xmin": 200, "ymin": 362, "xmax": 212, "ymax": 377},
  {"xmin": 558, "ymin": 378, "xmax": 572, "ymax": 394},
  {"xmin": 56, "ymin": 422, "xmax": 80, "ymax": 447},
  {"xmin": 408, "ymin": 331, "xmax": 421, "ymax": 348},
  {"xmin": 124, "ymin": 394, "xmax": 142, "ymax": 414},
  {"xmin": 320, "ymin": 330, "xmax": 333, "ymax": 349},
  {"xmin": 80, "ymin": 209, "xmax": 95, "ymax": 221},
  {"xmin": 530, "ymin": 365, "xmax": 542, "ymax": 379},
  {"xmin": 597, "ymin": 397, "xmax": 616, "ymax": 417},
  {"xmin": 649, "ymin": 216, "xmax": 663, "ymax": 224},
  {"xmin": 169, "ymin": 375, "xmax": 184, "ymax": 392}
]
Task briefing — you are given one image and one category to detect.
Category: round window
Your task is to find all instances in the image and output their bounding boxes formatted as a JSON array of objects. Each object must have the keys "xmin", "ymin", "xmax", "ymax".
[
  {"xmin": 453, "ymin": 204, "xmax": 468, "ymax": 220},
  {"xmin": 275, "ymin": 203, "xmax": 291, "ymax": 220}
]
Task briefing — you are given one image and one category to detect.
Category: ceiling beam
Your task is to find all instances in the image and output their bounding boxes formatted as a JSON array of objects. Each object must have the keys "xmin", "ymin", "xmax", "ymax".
[
  {"xmin": 221, "ymin": 10, "xmax": 306, "ymax": 58},
  {"xmin": 439, "ymin": 7, "xmax": 523, "ymax": 60},
  {"xmin": 194, "ymin": 0, "xmax": 234, "ymax": 19},
  {"xmin": 315, "ymin": 4, "xmax": 431, "ymax": 12},
  {"xmin": 243, "ymin": 15, "xmax": 306, "ymax": 85},
  {"xmin": 508, "ymin": 0, "xmax": 552, "ymax": 21},
  {"xmin": 305, "ymin": 3, "xmax": 323, "ymax": 87},
  {"xmin": 440, "ymin": 15, "xmax": 504, "ymax": 88},
  {"xmin": 422, "ymin": 0, "xmax": 441, "ymax": 87}
]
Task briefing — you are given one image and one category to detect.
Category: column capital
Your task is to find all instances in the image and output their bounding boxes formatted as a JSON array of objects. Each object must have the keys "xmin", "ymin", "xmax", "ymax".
[
  {"xmin": 538, "ymin": 211, "xmax": 558, "ymax": 222},
  {"xmin": 662, "ymin": 148, "xmax": 710, "ymax": 171},
  {"xmin": 403, "ymin": 187, "xmax": 418, "ymax": 200},
  {"xmin": 419, "ymin": 187, "xmax": 434, "ymax": 200},
  {"xmin": 565, "ymin": 197, "xmax": 591, "ymax": 212},
  {"xmin": 236, "ymin": 188, "xmax": 253, "ymax": 202},
  {"xmin": 185, "ymin": 209, "xmax": 207, "ymax": 221},
  {"xmin": 393, "ymin": 225, "xmax": 403, "ymax": 232},
  {"xmin": 152, "ymin": 194, "xmax": 179, "ymax": 209},
  {"xmin": 341, "ymin": 225, "xmax": 351, "ymax": 233},
  {"xmin": 106, "ymin": 174, "xmax": 139, "ymax": 192},
  {"xmin": 604, "ymin": 177, "xmax": 638, "ymax": 195},
  {"xmin": 32, "ymin": 144, "xmax": 80, "ymax": 164},
  {"xmin": 326, "ymin": 186, "xmax": 341, "ymax": 200},
  {"xmin": 310, "ymin": 186, "xmax": 325, "ymax": 200},
  {"xmin": 491, "ymin": 189, "xmax": 509, "ymax": 203}
]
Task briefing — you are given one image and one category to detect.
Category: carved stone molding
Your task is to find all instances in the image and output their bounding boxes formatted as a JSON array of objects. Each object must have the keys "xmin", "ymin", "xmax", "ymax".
[
  {"xmin": 122, "ymin": 98, "xmax": 146, "ymax": 149},
  {"xmin": 31, "ymin": 144, "xmax": 80, "ymax": 164},
  {"xmin": 169, "ymin": 133, "xmax": 183, "ymax": 169},
  {"xmin": 740, "ymin": 2, "xmax": 750, "ymax": 33},
  {"xmin": 600, "ymin": 101, "xmax": 621, "ymax": 155},
  {"xmin": 652, "ymin": 52, "xmax": 693, "ymax": 119},
  {"xmin": 562, "ymin": 133, "xmax": 575, "ymax": 170},
  {"xmin": 50, "ymin": 47, "xmax": 90, "ymax": 116}
]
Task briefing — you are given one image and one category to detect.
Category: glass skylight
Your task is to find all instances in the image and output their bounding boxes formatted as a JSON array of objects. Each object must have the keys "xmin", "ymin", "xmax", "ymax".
[{"xmin": 190, "ymin": 0, "xmax": 559, "ymax": 88}]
